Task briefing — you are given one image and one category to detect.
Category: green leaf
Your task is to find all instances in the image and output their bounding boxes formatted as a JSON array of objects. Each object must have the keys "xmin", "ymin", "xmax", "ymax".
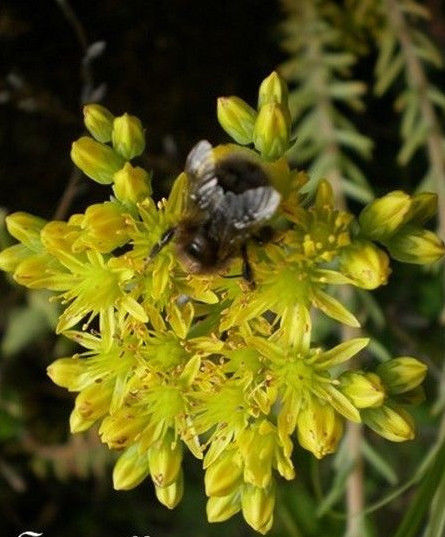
[
  {"xmin": 427, "ymin": 85, "xmax": 445, "ymax": 110},
  {"xmin": 328, "ymin": 81, "xmax": 367, "ymax": 100},
  {"xmin": 375, "ymin": 53, "xmax": 405, "ymax": 96},
  {"xmin": 341, "ymin": 179, "xmax": 374, "ymax": 204},
  {"xmin": 335, "ymin": 129, "xmax": 373, "ymax": 158},
  {"xmin": 367, "ymin": 338, "xmax": 392, "ymax": 362},
  {"xmin": 424, "ymin": 470, "xmax": 445, "ymax": 537},
  {"xmin": 375, "ymin": 31, "xmax": 397, "ymax": 78},
  {"xmin": 392, "ymin": 439, "xmax": 445, "ymax": 537},
  {"xmin": 397, "ymin": 121, "xmax": 428, "ymax": 165},
  {"xmin": 362, "ymin": 439, "xmax": 398, "ymax": 485},
  {"xmin": 356, "ymin": 289, "xmax": 385, "ymax": 328}
]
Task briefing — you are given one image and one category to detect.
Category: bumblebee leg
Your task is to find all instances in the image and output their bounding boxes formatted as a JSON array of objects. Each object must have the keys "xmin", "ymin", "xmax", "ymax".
[
  {"xmin": 148, "ymin": 227, "xmax": 176, "ymax": 259},
  {"xmin": 241, "ymin": 244, "xmax": 256, "ymax": 289}
]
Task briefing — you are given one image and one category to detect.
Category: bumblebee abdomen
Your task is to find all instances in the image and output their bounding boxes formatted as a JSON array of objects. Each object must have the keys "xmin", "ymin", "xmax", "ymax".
[{"xmin": 214, "ymin": 155, "xmax": 269, "ymax": 194}]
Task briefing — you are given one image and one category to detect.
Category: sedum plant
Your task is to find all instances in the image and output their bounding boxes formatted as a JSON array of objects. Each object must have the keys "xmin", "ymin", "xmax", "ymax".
[{"xmin": 0, "ymin": 73, "xmax": 444, "ymax": 534}]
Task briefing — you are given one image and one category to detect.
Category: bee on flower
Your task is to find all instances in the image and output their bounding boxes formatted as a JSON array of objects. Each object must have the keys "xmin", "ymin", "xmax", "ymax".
[{"xmin": 0, "ymin": 72, "xmax": 443, "ymax": 534}]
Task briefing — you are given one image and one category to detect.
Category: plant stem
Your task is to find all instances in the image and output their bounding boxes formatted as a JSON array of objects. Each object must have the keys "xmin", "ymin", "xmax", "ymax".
[
  {"xmin": 304, "ymin": 4, "xmax": 365, "ymax": 531},
  {"xmin": 52, "ymin": 0, "xmax": 99, "ymax": 220},
  {"xmin": 385, "ymin": 0, "xmax": 445, "ymax": 322}
]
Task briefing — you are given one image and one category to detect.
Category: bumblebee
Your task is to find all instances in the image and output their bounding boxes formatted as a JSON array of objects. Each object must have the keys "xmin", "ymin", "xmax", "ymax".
[{"xmin": 150, "ymin": 140, "xmax": 281, "ymax": 284}]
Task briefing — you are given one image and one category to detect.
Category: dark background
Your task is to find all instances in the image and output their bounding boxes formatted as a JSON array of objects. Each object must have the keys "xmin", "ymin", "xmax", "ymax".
[
  {"xmin": 0, "ymin": 1, "xmax": 284, "ymax": 536},
  {"xmin": 0, "ymin": 2, "xmax": 444, "ymax": 537}
]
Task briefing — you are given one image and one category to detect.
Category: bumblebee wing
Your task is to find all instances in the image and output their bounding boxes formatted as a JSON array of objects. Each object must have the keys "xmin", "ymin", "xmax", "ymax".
[
  {"xmin": 212, "ymin": 186, "xmax": 281, "ymax": 249},
  {"xmin": 185, "ymin": 140, "xmax": 224, "ymax": 210},
  {"xmin": 227, "ymin": 186, "xmax": 281, "ymax": 230}
]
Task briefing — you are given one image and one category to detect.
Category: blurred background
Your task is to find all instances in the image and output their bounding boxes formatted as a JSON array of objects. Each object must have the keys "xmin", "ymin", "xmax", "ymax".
[{"xmin": 0, "ymin": 1, "xmax": 444, "ymax": 536}]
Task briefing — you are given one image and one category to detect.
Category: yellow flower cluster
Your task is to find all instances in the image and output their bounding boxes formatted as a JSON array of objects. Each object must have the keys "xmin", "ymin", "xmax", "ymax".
[{"xmin": 1, "ymin": 73, "xmax": 444, "ymax": 534}]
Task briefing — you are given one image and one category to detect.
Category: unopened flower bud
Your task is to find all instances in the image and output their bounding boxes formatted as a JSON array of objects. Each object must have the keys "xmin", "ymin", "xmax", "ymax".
[
  {"xmin": 0, "ymin": 244, "xmax": 30, "ymax": 273},
  {"xmin": 241, "ymin": 483, "xmax": 275, "ymax": 534},
  {"xmin": 359, "ymin": 191, "xmax": 412, "ymax": 240},
  {"xmin": 340, "ymin": 240, "xmax": 390, "ymax": 289},
  {"xmin": 377, "ymin": 357, "xmax": 427, "ymax": 394},
  {"xmin": 297, "ymin": 398, "xmax": 343, "ymax": 459},
  {"xmin": 386, "ymin": 226, "xmax": 445, "ymax": 265},
  {"xmin": 205, "ymin": 449, "xmax": 243, "ymax": 497},
  {"xmin": 155, "ymin": 470, "xmax": 184, "ymax": 509},
  {"xmin": 315, "ymin": 179, "xmax": 334, "ymax": 209},
  {"xmin": 362, "ymin": 404, "xmax": 415, "ymax": 442},
  {"xmin": 217, "ymin": 96, "xmax": 257, "ymax": 145},
  {"xmin": 112, "ymin": 113, "xmax": 145, "ymax": 160},
  {"xmin": 5, "ymin": 212, "xmax": 46, "ymax": 250},
  {"xmin": 113, "ymin": 163, "xmax": 151, "ymax": 204},
  {"xmin": 81, "ymin": 202, "xmax": 128, "ymax": 252},
  {"xmin": 47, "ymin": 357, "xmax": 86, "ymax": 391},
  {"xmin": 253, "ymin": 102, "xmax": 291, "ymax": 161},
  {"xmin": 99, "ymin": 411, "xmax": 148, "ymax": 449},
  {"xmin": 12, "ymin": 253, "xmax": 54, "ymax": 289},
  {"xmin": 71, "ymin": 136, "xmax": 125, "ymax": 184},
  {"xmin": 113, "ymin": 444, "xmax": 150, "ymax": 490},
  {"xmin": 70, "ymin": 382, "xmax": 113, "ymax": 433},
  {"xmin": 206, "ymin": 490, "xmax": 241, "ymax": 523},
  {"xmin": 148, "ymin": 432, "xmax": 182, "ymax": 488},
  {"xmin": 258, "ymin": 71, "xmax": 289, "ymax": 108},
  {"xmin": 83, "ymin": 104, "xmax": 114, "ymax": 143},
  {"xmin": 339, "ymin": 371, "xmax": 385, "ymax": 409},
  {"xmin": 406, "ymin": 192, "xmax": 438, "ymax": 225}
]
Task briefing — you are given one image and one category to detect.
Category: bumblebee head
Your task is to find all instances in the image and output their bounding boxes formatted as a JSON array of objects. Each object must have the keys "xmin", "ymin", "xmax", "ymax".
[{"xmin": 176, "ymin": 221, "xmax": 221, "ymax": 273}]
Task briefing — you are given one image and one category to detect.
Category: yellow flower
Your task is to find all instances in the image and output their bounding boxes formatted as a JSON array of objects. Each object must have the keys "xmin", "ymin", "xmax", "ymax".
[{"xmin": 0, "ymin": 78, "xmax": 437, "ymax": 535}]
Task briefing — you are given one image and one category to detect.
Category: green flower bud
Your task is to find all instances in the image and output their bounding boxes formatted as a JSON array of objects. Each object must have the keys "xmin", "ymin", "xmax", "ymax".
[
  {"xmin": 81, "ymin": 201, "xmax": 128, "ymax": 253},
  {"xmin": 297, "ymin": 398, "xmax": 343, "ymax": 459},
  {"xmin": 70, "ymin": 382, "xmax": 113, "ymax": 433},
  {"xmin": 258, "ymin": 71, "xmax": 289, "ymax": 108},
  {"xmin": 362, "ymin": 404, "xmax": 415, "ymax": 442},
  {"xmin": 241, "ymin": 482, "xmax": 275, "ymax": 534},
  {"xmin": 0, "ymin": 244, "xmax": 31, "ymax": 273},
  {"xmin": 71, "ymin": 136, "xmax": 125, "ymax": 184},
  {"xmin": 113, "ymin": 163, "xmax": 151, "ymax": 204},
  {"xmin": 5, "ymin": 212, "xmax": 46, "ymax": 250},
  {"xmin": 339, "ymin": 240, "xmax": 391, "ymax": 289},
  {"xmin": 253, "ymin": 102, "xmax": 291, "ymax": 161},
  {"xmin": 206, "ymin": 490, "xmax": 241, "ymax": 523},
  {"xmin": 406, "ymin": 192, "xmax": 438, "ymax": 225},
  {"xmin": 112, "ymin": 113, "xmax": 145, "ymax": 160},
  {"xmin": 386, "ymin": 226, "xmax": 445, "ymax": 265},
  {"xmin": 205, "ymin": 449, "xmax": 243, "ymax": 497},
  {"xmin": 359, "ymin": 191, "xmax": 412, "ymax": 241},
  {"xmin": 339, "ymin": 371, "xmax": 385, "ymax": 409},
  {"xmin": 148, "ymin": 431, "xmax": 182, "ymax": 488},
  {"xmin": 113, "ymin": 444, "xmax": 150, "ymax": 490},
  {"xmin": 83, "ymin": 104, "xmax": 114, "ymax": 143},
  {"xmin": 155, "ymin": 470, "xmax": 184, "ymax": 509},
  {"xmin": 217, "ymin": 96, "xmax": 257, "ymax": 145},
  {"xmin": 377, "ymin": 357, "xmax": 427, "ymax": 394}
]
